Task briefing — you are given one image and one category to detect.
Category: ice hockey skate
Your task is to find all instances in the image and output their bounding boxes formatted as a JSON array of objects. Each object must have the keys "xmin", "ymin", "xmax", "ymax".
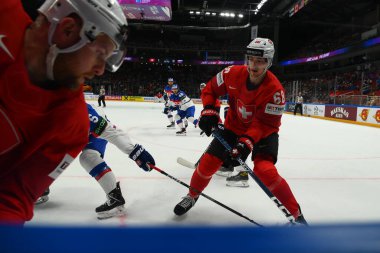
[
  {"xmin": 176, "ymin": 128, "xmax": 186, "ymax": 136},
  {"xmin": 96, "ymin": 182, "xmax": 126, "ymax": 219},
  {"xmin": 35, "ymin": 188, "xmax": 50, "ymax": 205},
  {"xmin": 295, "ymin": 205, "xmax": 308, "ymax": 226},
  {"xmin": 167, "ymin": 122, "xmax": 175, "ymax": 128},
  {"xmin": 174, "ymin": 194, "xmax": 198, "ymax": 216},
  {"xmin": 226, "ymin": 171, "xmax": 249, "ymax": 187},
  {"xmin": 215, "ymin": 165, "xmax": 234, "ymax": 177}
]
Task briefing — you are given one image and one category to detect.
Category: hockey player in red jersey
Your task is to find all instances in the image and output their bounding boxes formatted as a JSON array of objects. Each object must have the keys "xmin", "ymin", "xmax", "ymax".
[
  {"xmin": 174, "ymin": 38, "xmax": 307, "ymax": 225},
  {"xmin": 0, "ymin": 0, "xmax": 128, "ymax": 223}
]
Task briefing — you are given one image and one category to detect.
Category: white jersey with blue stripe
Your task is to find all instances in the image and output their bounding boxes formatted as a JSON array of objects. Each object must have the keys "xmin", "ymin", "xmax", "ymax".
[
  {"xmin": 87, "ymin": 103, "xmax": 135, "ymax": 154},
  {"xmin": 169, "ymin": 91, "xmax": 194, "ymax": 111}
]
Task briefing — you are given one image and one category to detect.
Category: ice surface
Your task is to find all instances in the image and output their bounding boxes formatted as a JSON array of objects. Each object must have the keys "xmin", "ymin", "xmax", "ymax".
[{"xmin": 28, "ymin": 101, "xmax": 380, "ymax": 227}]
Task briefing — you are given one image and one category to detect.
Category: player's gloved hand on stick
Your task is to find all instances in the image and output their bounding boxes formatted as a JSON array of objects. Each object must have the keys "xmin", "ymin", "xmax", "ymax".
[
  {"xmin": 230, "ymin": 136, "xmax": 254, "ymax": 159},
  {"xmin": 129, "ymin": 144, "xmax": 155, "ymax": 172},
  {"xmin": 198, "ymin": 105, "xmax": 219, "ymax": 136},
  {"xmin": 163, "ymin": 107, "xmax": 169, "ymax": 114}
]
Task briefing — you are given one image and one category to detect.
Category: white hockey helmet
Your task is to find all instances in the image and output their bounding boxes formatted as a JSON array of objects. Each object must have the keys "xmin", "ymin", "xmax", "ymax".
[
  {"xmin": 171, "ymin": 84, "xmax": 179, "ymax": 90},
  {"xmin": 200, "ymin": 83, "xmax": 206, "ymax": 90},
  {"xmin": 39, "ymin": 0, "xmax": 128, "ymax": 79},
  {"xmin": 246, "ymin": 37, "xmax": 275, "ymax": 69}
]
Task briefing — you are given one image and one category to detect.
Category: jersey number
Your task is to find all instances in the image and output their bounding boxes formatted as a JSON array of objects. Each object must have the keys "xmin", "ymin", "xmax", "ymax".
[
  {"xmin": 89, "ymin": 114, "xmax": 99, "ymax": 123},
  {"xmin": 273, "ymin": 91, "xmax": 285, "ymax": 105}
]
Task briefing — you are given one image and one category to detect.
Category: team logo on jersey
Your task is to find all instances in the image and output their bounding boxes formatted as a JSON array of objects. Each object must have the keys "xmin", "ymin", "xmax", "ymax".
[
  {"xmin": 236, "ymin": 99, "xmax": 255, "ymax": 123},
  {"xmin": 265, "ymin": 103, "xmax": 284, "ymax": 116}
]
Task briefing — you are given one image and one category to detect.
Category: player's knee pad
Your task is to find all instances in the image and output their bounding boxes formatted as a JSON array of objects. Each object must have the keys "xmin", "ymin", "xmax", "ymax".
[
  {"xmin": 197, "ymin": 153, "xmax": 223, "ymax": 178},
  {"xmin": 79, "ymin": 149, "xmax": 105, "ymax": 173},
  {"xmin": 253, "ymin": 155, "xmax": 281, "ymax": 189},
  {"xmin": 174, "ymin": 114, "xmax": 181, "ymax": 122}
]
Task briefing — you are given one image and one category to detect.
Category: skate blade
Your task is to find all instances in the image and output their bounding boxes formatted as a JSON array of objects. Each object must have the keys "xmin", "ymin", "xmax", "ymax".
[
  {"xmin": 97, "ymin": 206, "xmax": 127, "ymax": 220},
  {"xmin": 215, "ymin": 171, "xmax": 232, "ymax": 177},
  {"xmin": 35, "ymin": 196, "xmax": 49, "ymax": 205},
  {"xmin": 226, "ymin": 181, "xmax": 249, "ymax": 188},
  {"xmin": 176, "ymin": 133, "xmax": 186, "ymax": 136}
]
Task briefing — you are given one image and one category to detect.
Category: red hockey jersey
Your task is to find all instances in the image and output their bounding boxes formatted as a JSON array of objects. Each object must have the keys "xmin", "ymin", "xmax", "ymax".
[
  {"xmin": 202, "ymin": 65, "xmax": 285, "ymax": 143},
  {"xmin": 0, "ymin": 0, "xmax": 89, "ymax": 222}
]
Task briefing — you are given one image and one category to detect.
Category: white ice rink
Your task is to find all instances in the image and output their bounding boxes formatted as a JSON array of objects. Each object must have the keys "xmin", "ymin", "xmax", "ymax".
[{"xmin": 28, "ymin": 101, "xmax": 380, "ymax": 227}]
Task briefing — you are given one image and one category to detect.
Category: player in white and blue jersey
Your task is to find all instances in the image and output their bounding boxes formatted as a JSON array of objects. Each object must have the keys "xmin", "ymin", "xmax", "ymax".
[
  {"xmin": 80, "ymin": 103, "xmax": 155, "ymax": 219},
  {"xmin": 169, "ymin": 84, "xmax": 198, "ymax": 135},
  {"xmin": 163, "ymin": 77, "xmax": 175, "ymax": 128}
]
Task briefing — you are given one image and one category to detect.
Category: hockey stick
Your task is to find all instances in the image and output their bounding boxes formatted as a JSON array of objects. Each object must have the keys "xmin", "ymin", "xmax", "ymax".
[
  {"xmin": 148, "ymin": 164, "xmax": 263, "ymax": 227},
  {"xmin": 212, "ymin": 131, "xmax": 296, "ymax": 224},
  {"xmin": 177, "ymin": 157, "xmax": 196, "ymax": 169}
]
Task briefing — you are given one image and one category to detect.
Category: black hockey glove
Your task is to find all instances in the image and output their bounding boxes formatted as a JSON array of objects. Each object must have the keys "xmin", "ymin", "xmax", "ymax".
[
  {"xmin": 129, "ymin": 144, "xmax": 155, "ymax": 172},
  {"xmin": 230, "ymin": 136, "xmax": 254, "ymax": 160},
  {"xmin": 163, "ymin": 107, "xmax": 169, "ymax": 114},
  {"xmin": 198, "ymin": 105, "xmax": 219, "ymax": 136}
]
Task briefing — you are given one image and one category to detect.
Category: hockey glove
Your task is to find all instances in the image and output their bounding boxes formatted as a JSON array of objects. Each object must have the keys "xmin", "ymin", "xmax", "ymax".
[
  {"xmin": 129, "ymin": 144, "xmax": 155, "ymax": 172},
  {"xmin": 198, "ymin": 105, "xmax": 219, "ymax": 136},
  {"xmin": 230, "ymin": 136, "xmax": 254, "ymax": 160},
  {"xmin": 163, "ymin": 107, "xmax": 169, "ymax": 114}
]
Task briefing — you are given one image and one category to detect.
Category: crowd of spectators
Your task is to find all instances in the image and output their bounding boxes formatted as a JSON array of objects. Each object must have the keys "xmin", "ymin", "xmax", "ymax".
[
  {"xmin": 283, "ymin": 67, "xmax": 380, "ymax": 105},
  {"xmin": 86, "ymin": 62, "xmax": 224, "ymax": 99},
  {"xmin": 86, "ymin": 60, "xmax": 380, "ymax": 107}
]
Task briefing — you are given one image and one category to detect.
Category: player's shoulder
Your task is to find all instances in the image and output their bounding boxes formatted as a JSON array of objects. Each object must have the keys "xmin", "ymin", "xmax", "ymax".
[
  {"xmin": 220, "ymin": 65, "xmax": 245, "ymax": 75},
  {"xmin": 266, "ymin": 70, "xmax": 284, "ymax": 91}
]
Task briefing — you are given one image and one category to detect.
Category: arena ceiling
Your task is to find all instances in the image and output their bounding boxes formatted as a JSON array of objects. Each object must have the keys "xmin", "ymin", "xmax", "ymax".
[{"xmin": 172, "ymin": 0, "xmax": 377, "ymax": 28}]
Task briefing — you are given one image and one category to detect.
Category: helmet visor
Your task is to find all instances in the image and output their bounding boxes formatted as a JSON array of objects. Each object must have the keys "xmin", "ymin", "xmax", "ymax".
[
  {"xmin": 106, "ymin": 25, "xmax": 128, "ymax": 72},
  {"xmin": 106, "ymin": 47, "xmax": 127, "ymax": 72}
]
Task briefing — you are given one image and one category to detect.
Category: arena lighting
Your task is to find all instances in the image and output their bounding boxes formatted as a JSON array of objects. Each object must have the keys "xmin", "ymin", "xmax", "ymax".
[
  {"xmin": 220, "ymin": 12, "xmax": 225, "ymax": 16},
  {"xmin": 254, "ymin": 0, "xmax": 269, "ymax": 14},
  {"xmin": 189, "ymin": 11, "xmax": 194, "ymax": 14},
  {"xmin": 238, "ymin": 14, "xmax": 244, "ymax": 18},
  {"xmin": 230, "ymin": 13, "xmax": 235, "ymax": 17},
  {"xmin": 205, "ymin": 12, "xmax": 211, "ymax": 15},
  {"xmin": 195, "ymin": 11, "xmax": 201, "ymax": 15},
  {"xmin": 279, "ymin": 36, "xmax": 380, "ymax": 66},
  {"xmin": 212, "ymin": 12, "xmax": 216, "ymax": 16}
]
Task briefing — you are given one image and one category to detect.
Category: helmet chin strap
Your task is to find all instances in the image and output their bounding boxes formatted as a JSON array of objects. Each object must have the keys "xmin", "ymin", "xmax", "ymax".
[
  {"xmin": 45, "ymin": 21, "xmax": 89, "ymax": 81},
  {"xmin": 46, "ymin": 44, "xmax": 59, "ymax": 80}
]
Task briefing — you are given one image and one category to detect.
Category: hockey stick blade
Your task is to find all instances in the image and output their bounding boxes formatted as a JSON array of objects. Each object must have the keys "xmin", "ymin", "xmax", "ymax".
[
  {"xmin": 212, "ymin": 130, "xmax": 297, "ymax": 225},
  {"xmin": 149, "ymin": 164, "xmax": 263, "ymax": 227},
  {"xmin": 177, "ymin": 157, "xmax": 196, "ymax": 169}
]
